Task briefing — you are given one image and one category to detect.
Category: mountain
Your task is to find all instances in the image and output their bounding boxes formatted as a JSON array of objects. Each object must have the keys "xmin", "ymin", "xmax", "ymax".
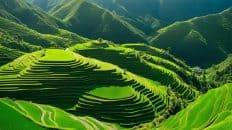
[
  {"xmin": 0, "ymin": 0, "xmax": 68, "ymax": 34},
  {"xmin": 35, "ymin": 0, "xmax": 147, "ymax": 43},
  {"xmin": 151, "ymin": 8, "xmax": 232, "ymax": 68},
  {"xmin": 0, "ymin": 0, "xmax": 88, "ymax": 56},
  {"xmin": 88, "ymin": 0, "xmax": 232, "ymax": 24},
  {"xmin": 137, "ymin": 83, "xmax": 232, "ymax": 130}
]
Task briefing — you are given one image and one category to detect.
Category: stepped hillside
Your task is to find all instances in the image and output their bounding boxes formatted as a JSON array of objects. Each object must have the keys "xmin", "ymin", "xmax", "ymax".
[
  {"xmin": 0, "ymin": 98, "xmax": 121, "ymax": 130},
  {"xmin": 49, "ymin": 0, "xmax": 147, "ymax": 43},
  {"xmin": 207, "ymin": 55, "xmax": 232, "ymax": 86},
  {"xmin": 0, "ymin": 48, "xmax": 168, "ymax": 127},
  {"xmin": 0, "ymin": 16, "xmax": 87, "ymax": 53},
  {"xmin": 137, "ymin": 83, "xmax": 232, "ymax": 130},
  {"xmin": 0, "ymin": 43, "xmax": 205, "ymax": 127},
  {"xmin": 71, "ymin": 40, "xmax": 206, "ymax": 93},
  {"xmin": 151, "ymin": 8, "xmax": 232, "ymax": 68}
]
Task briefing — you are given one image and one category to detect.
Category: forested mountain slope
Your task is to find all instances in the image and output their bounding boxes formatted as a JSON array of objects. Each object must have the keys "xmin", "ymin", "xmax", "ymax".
[{"xmin": 151, "ymin": 8, "xmax": 232, "ymax": 68}]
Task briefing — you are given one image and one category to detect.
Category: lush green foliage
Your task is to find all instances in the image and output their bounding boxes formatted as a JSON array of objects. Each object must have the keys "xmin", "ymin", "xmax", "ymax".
[
  {"xmin": 0, "ymin": 16, "xmax": 87, "ymax": 52},
  {"xmin": 50, "ymin": 0, "xmax": 146, "ymax": 43},
  {"xmin": 151, "ymin": 8, "xmax": 232, "ymax": 68},
  {"xmin": 139, "ymin": 83, "xmax": 232, "ymax": 130},
  {"xmin": 0, "ymin": 45, "xmax": 24, "ymax": 66},
  {"xmin": 0, "ymin": 48, "xmax": 171, "ymax": 127},
  {"xmin": 0, "ymin": 98, "xmax": 121, "ymax": 130},
  {"xmin": 71, "ymin": 40, "xmax": 203, "ymax": 99},
  {"xmin": 207, "ymin": 55, "xmax": 232, "ymax": 85},
  {"xmin": 0, "ymin": 1, "xmax": 231, "ymax": 129}
]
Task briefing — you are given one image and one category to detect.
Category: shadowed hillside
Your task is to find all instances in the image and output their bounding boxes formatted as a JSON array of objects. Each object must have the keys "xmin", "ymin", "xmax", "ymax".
[
  {"xmin": 0, "ymin": 16, "xmax": 87, "ymax": 53},
  {"xmin": 151, "ymin": 8, "xmax": 232, "ymax": 68},
  {"xmin": 49, "ymin": 0, "xmax": 147, "ymax": 43}
]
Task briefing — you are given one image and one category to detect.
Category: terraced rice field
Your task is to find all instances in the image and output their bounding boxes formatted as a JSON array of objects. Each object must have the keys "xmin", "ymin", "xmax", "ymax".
[
  {"xmin": 0, "ymin": 48, "xmax": 171, "ymax": 127},
  {"xmin": 71, "ymin": 42, "xmax": 200, "ymax": 101},
  {"xmin": 0, "ymin": 98, "xmax": 121, "ymax": 130},
  {"xmin": 156, "ymin": 83, "xmax": 232, "ymax": 130}
]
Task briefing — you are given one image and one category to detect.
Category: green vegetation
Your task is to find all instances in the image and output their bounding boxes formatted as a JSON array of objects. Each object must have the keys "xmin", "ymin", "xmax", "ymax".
[
  {"xmin": 151, "ymin": 8, "xmax": 232, "ymax": 68},
  {"xmin": 0, "ymin": 16, "xmax": 87, "ymax": 52},
  {"xmin": 137, "ymin": 83, "xmax": 232, "ymax": 130},
  {"xmin": 0, "ymin": 45, "xmax": 24, "ymax": 66},
  {"xmin": 89, "ymin": 86, "xmax": 133, "ymax": 99},
  {"xmin": 71, "ymin": 40, "xmax": 203, "ymax": 100},
  {"xmin": 0, "ymin": 48, "xmax": 172, "ymax": 127},
  {"xmin": 50, "ymin": 0, "xmax": 146, "ymax": 43},
  {"xmin": 0, "ymin": 98, "xmax": 121, "ymax": 130},
  {"xmin": 0, "ymin": 0, "xmax": 63, "ymax": 34},
  {"xmin": 207, "ymin": 55, "xmax": 232, "ymax": 85},
  {"xmin": 0, "ymin": 1, "xmax": 231, "ymax": 129}
]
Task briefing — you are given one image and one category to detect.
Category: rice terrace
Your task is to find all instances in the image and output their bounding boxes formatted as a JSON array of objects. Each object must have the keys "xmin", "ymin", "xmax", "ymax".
[{"xmin": 0, "ymin": 0, "xmax": 232, "ymax": 130}]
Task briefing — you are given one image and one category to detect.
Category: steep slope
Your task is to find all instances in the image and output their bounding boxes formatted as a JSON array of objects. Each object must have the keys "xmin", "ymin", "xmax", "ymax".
[
  {"xmin": 0, "ymin": 0, "xmax": 66, "ymax": 34},
  {"xmin": 0, "ymin": 98, "xmax": 121, "ymax": 130},
  {"xmin": 151, "ymin": 8, "xmax": 232, "ymax": 68},
  {"xmin": 207, "ymin": 55, "xmax": 232, "ymax": 85},
  {"xmin": 88, "ymin": 0, "xmax": 164, "ymax": 34},
  {"xmin": 138, "ymin": 83, "xmax": 232, "ymax": 130},
  {"xmin": 50, "ymin": 0, "xmax": 146, "ymax": 43},
  {"xmin": 0, "ymin": 17, "xmax": 87, "ymax": 52}
]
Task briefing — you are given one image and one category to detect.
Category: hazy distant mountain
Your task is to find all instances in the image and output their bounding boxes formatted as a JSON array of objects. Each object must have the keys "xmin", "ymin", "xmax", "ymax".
[
  {"xmin": 89, "ymin": 0, "xmax": 232, "ymax": 23},
  {"xmin": 88, "ymin": 0, "xmax": 232, "ymax": 34},
  {"xmin": 151, "ymin": 8, "xmax": 232, "ymax": 68}
]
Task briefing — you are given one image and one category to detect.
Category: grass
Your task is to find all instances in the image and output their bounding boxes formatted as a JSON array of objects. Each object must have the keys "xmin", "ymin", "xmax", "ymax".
[
  {"xmin": 89, "ymin": 86, "xmax": 133, "ymax": 99},
  {"xmin": 71, "ymin": 41, "xmax": 200, "ymax": 101},
  {"xmin": 207, "ymin": 54, "xmax": 232, "ymax": 85},
  {"xmin": 144, "ymin": 83, "xmax": 232, "ymax": 130},
  {"xmin": 40, "ymin": 49, "xmax": 75, "ymax": 61},
  {"xmin": 0, "ymin": 48, "xmax": 170, "ymax": 127},
  {"xmin": 0, "ymin": 98, "xmax": 121, "ymax": 130}
]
